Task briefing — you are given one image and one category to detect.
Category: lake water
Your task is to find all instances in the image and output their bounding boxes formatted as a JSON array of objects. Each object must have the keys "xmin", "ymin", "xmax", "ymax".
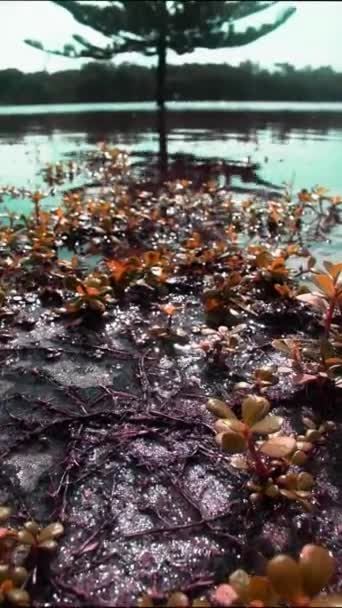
[{"xmin": 0, "ymin": 101, "xmax": 341, "ymax": 259}]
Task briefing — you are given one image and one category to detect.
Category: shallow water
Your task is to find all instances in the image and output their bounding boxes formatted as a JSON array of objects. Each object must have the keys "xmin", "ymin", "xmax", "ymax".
[{"xmin": 0, "ymin": 101, "xmax": 341, "ymax": 260}]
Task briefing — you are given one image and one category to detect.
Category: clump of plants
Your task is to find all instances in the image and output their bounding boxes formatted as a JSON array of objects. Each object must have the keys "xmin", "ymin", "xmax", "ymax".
[
  {"xmin": 62, "ymin": 272, "xmax": 114, "ymax": 316},
  {"xmin": 106, "ymin": 250, "xmax": 172, "ymax": 298},
  {"xmin": 272, "ymin": 333, "xmax": 342, "ymax": 388},
  {"xmin": 207, "ymin": 389, "xmax": 339, "ymax": 514},
  {"xmin": 206, "ymin": 394, "xmax": 339, "ymax": 511},
  {"xmin": 202, "ymin": 272, "xmax": 243, "ymax": 321},
  {"xmin": 0, "ymin": 507, "xmax": 63, "ymax": 607},
  {"xmin": 139, "ymin": 544, "xmax": 340, "ymax": 607},
  {"xmin": 195, "ymin": 325, "xmax": 240, "ymax": 369}
]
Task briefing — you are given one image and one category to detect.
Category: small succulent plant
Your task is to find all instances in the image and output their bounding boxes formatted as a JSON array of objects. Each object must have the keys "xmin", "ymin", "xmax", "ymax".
[
  {"xmin": 234, "ymin": 367, "xmax": 279, "ymax": 392},
  {"xmin": 159, "ymin": 303, "xmax": 179, "ymax": 329},
  {"xmin": 106, "ymin": 252, "xmax": 172, "ymax": 296},
  {"xmin": 207, "ymin": 397, "xmax": 334, "ymax": 510},
  {"xmin": 146, "ymin": 302, "xmax": 186, "ymax": 346},
  {"xmin": 31, "ymin": 191, "xmax": 44, "ymax": 223},
  {"xmin": 247, "ymin": 470, "xmax": 315, "ymax": 511},
  {"xmin": 63, "ymin": 272, "xmax": 113, "ymax": 315},
  {"xmin": 0, "ymin": 287, "xmax": 6, "ymax": 308},
  {"xmin": 0, "ymin": 585, "xmax": 30, "ymax": 608},
  {"xmin": 195, "ymin": 325, "xmax": 240, "ymax": 362},
  {"xmin": 288, "ymin": 417, "xmax": 336, "ymax": 465},
  {"xmin": 268, "ymin": 417, "xmax": 336, "ymax": 468},
  {"xmin": 17, "ymin": 521, "xmax": 64, "ymax": 552},
  {"xmin": 202, "ymin": 272, "xmax": 243, "ymax": 317},
  {"xmin": 207, "ymin": 395, "xmax": 293, "ymax": 478},
  {"xmin": 265, "ymin": 544, "xmax": 336, "ymax": 606},
  {"xmin": 253, "ymin": 250, "xmax": 289, "ymax": 284},
  {"xmin": 297, "ymin": 261, "xmax": 342, "ymax": 336},
  {"xmin": 0, "ymin": 507, "xmax": 64, "ymax": 607},
  {"xmin": 0, "ymin": 564, "xmax": 30, "ymax": 607}
]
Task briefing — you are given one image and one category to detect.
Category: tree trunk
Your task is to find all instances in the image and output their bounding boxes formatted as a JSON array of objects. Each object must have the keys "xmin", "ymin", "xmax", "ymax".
[
  {"xmin": 156, "ymin": 2, "xmax": 167, "ymax": 178},
  {"xmin": 157, "ymin": 96, "xmax": 167, "ymax": 178}
]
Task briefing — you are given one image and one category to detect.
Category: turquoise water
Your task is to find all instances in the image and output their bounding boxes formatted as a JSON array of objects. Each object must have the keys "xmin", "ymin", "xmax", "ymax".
[{"xmin": 0, "ymin": 101, "xmax": 341, "ymax": 260}]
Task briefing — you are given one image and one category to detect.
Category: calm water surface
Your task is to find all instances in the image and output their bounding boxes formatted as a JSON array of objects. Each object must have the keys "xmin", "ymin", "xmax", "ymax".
[{"xmin": 0, "ymin": 101, "xmax": 341, "ymax": 259}]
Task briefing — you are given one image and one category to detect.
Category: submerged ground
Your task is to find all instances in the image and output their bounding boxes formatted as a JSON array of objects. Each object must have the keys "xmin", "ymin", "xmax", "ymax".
[{"xmin": 0, "ymin": 145, "xmax": 341, "ymax": 606}]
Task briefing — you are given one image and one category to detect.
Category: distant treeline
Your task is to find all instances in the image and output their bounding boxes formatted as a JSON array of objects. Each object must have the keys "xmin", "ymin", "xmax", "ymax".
[{"xmin": 1, "ymin": 61, "xmax": 342, "ymax": 104}]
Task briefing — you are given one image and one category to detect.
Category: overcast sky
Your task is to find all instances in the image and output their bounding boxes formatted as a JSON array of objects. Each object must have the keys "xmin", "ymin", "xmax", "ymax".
[{"xmin": 0, "ymin": 1, "xmax": 341, "ymax": 72}]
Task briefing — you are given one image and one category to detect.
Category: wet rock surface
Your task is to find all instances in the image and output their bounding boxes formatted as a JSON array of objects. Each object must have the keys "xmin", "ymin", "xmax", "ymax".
[{"xmin": 0, "ymin": 293, "xmax": 341, "ymax": 606}]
